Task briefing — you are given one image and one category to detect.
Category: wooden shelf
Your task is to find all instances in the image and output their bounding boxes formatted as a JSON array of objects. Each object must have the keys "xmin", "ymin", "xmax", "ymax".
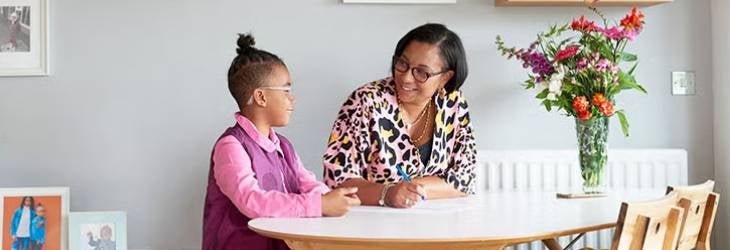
[{"xmin": 495, "ymin": 0, "xmax": 672, "ymax": 7}]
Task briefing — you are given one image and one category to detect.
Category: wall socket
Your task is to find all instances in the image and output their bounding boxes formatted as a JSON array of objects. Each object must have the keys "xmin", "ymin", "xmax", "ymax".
[{"xmin": 672, "ymin": 71, "xmax": 696, "ymax": 95}]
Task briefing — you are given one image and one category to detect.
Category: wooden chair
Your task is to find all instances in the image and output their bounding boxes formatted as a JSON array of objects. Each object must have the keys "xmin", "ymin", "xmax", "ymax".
[
  {"xmin": 666, "ymin": 180, "xmax": 719, "ymax": 250},
  {"xmin": 608, "ymin": 191, "xmax": 684, "ymax": 250},
  {"xmin": 581, "ymin": 192, "xmax": 685, "ymax": 250}
]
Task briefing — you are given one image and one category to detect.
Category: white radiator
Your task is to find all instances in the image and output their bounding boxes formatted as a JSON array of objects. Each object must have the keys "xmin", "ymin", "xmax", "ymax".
[{"xmin": 476, "ymin": 149, "xmax": 688, "ymax": 250}]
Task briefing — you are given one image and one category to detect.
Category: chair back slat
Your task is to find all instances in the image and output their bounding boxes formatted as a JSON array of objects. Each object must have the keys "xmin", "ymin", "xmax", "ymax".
[
  {"xmin": 667, "ymin": 180, "xmax": 719, "ymax": 250},
  {"xmin": 611, "ymin": 192, "xmax": 684, "ymax": 250}
]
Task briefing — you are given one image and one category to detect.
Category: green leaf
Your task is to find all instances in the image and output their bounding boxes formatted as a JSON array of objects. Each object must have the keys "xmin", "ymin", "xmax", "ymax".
[
  {"xmin": 523, "ymin": 79, "xmax": 536, "ymax": 89},
  {"xmin": 621, "ymin": 52, "xmax": 638, "ymax": 62},
  {"xmin": 599, "ymin": 45, "xmax": 614, "ymax": 62},
  {"xmin": 536, "ymin": 88, "xmax": 549, "ymax": 99},
  {"xmin": 628, "ymin": 62, "xmax": 638, "ymax": 75},
  {"xmin": 616, "ymin": 110, "xmax": 630, "ymax": 137},
  {"xmin": 618, "ymin": 70, "xmax": 648, "ymax": 94},
  {"xmin": 542, "ymin": 99, "xmax": 552, "ymax": 112}
]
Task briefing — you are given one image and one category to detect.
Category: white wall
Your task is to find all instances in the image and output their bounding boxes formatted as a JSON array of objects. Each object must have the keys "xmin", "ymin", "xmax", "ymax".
[
  {"xmin": 0, "ymin": 0, "xmax": 715, "ymax": 248},
  {"xmin": 711, "ymin": 0, "xmax": 729, "ymax": 248}
]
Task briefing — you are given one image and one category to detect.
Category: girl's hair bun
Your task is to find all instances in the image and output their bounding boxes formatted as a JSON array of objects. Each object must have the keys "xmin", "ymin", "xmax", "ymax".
[{"xmin": 236, "ymin": 33, "xmax": 256, "ymax": 55}]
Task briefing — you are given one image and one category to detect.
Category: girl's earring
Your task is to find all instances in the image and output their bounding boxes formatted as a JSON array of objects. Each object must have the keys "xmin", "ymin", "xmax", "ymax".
[{"xmin": 439, "ymin": 88, "xmax": 446, "ymax": 98}]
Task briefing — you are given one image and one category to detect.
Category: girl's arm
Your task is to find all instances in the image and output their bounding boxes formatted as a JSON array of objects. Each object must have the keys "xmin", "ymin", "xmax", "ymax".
[
  {"xmin": 213, "ymin": 136, "xmax": 323, "ymax": 218},
  {"xmin": 291, "ymin": 151, "xmax": 329, "ymax": 195}
]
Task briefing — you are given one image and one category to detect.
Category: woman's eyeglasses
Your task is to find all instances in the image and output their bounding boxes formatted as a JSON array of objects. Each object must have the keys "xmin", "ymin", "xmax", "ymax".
[{"xmin": 392, "ymin": 56, "xmax": 448, "ymax": 83}]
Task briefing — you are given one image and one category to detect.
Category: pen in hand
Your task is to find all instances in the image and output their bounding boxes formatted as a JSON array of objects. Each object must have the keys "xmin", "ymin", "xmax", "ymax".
[{"xmin": 395, "ymin": 163, "xmax": 426, "ymax": 200}]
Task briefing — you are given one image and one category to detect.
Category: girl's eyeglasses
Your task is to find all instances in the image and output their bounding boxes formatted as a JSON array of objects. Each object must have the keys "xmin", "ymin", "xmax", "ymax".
[{"xmin": 246, "ymin": 85, "xmax": 293, "ymax": 105}]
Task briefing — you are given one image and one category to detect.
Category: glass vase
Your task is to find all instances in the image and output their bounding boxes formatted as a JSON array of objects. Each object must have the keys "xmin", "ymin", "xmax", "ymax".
[{"xmin": 575, "ymin": 116, "xmax": 609, "ymax": 194}]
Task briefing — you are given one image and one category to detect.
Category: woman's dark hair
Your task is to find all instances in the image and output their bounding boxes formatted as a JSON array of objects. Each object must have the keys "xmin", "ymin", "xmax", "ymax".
[
  {"xmin": 19, "ymin": 196, "xmax": 35, "ymax": 210},
  {"xmin": 391, "ymin": 23, "xmax": 468, "ymax": 93},
  {"xmin": 227, "ymin": 33, "xmax": 287, "ymax": 109}
]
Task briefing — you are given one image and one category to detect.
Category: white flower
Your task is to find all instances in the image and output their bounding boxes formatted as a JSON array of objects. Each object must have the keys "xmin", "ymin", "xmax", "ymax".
[
  {"xmin": 547, "ymin": 92, "xmax": 558, "ymax": 101},
  {"xmin": 537, "ymin": 80, "xmax": 548, "ymax": 92},
  {"xmin": 548, "ymin": 65, "xmax": 565, "ymax": 93},
  {"xmin": 548, "ymin": 78, "xmax": 562, "ymax": 93}
]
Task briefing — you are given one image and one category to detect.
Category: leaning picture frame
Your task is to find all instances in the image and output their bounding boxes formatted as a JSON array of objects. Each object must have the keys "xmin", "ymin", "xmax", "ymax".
[
  {"xmin": 69, "ymin": 211, "xmax": 127, "ymax": 250},
  {"xmin": 0, "ymin": 187, "xmax": 69, "ymax": 250},
  {"xmin": 0, "ymin": 0, "xmax": 50, "ymax": 76}
]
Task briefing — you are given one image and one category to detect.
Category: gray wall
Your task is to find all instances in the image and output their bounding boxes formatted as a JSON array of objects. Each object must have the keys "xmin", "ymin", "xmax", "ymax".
[
  {"xmin": 711, "ymin": 0, "xmax": 729, "ymax": 249},
  {"xmin": 0, "ymin": 0, "xmax": 715, "ymax": 249}
]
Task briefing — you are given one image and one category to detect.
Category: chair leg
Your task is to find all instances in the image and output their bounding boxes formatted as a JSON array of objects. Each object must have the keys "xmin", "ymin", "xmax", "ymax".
[
  {"xmin": 696, "ymin": 241, "xmax": 710, "ymax": 250},
  {"xmin": 542, "ymin": 238, "xmax": 562, "ymax": 250}
]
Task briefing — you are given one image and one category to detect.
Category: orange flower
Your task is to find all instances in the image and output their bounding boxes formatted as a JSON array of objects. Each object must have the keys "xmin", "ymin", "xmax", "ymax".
[
  {"xmin": 571, "ymin": 16, "xmax": 597, "ymax": 33},
  {"xmin": 620, "ymin": 8, "xmax": 645, "ymax": 32},
  {"xmin": 578, "ymin": 111, "xmax": 592, "ymax": 121},
  {"xmin": 599, "ymin": 101, "xmax": 615, "ymax": 116},
  {"xmin": 592, "ymin": 93, "xmax": 607, "ymax": 106},
  {"xmin": 573, "ymin": 96, "xmax": 590, "ymax": 113}
]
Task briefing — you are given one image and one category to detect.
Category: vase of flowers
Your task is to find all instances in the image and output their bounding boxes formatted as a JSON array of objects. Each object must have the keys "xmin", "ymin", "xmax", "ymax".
[{"xmin": 496, "ymin": 3, "xmax": 647, "ymax": 193}]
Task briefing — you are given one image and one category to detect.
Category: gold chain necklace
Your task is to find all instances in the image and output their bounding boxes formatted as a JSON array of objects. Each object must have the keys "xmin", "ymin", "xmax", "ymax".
[
  {"xmin": 412, "ymin": 103, "xmax": 433, "ymax": 144},
  {"xmin": 398, "ymin": 99, "xmax": 431, "ymax": 129}
]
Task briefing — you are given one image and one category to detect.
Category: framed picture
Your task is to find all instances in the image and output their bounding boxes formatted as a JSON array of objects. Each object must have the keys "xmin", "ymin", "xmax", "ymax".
[
  {"xmin": 0, "ymin": 187, "xmax": 69, "ymax": 250},
  {"xmin": 69, "ymin": 212, "xmax": 127, "ymax": 250},
  {"xmin": 0, "ymin": 0, "xmax": 49, "ymax": 76},
  {"xmin": 342, "ymin": 0, "xmax": 456, "ymax": 3}
]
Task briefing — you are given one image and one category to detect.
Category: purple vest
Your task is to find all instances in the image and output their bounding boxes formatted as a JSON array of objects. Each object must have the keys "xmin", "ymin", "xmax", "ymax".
[{"xmin": 203, "ymin": 124, "xmax": 301, "ymax": 250}]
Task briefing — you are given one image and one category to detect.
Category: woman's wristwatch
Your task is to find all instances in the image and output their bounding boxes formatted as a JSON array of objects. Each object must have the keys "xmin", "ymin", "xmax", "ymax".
[{"xmin": 378, "ymin": 183, "xmax": 395, "ymax": 206}]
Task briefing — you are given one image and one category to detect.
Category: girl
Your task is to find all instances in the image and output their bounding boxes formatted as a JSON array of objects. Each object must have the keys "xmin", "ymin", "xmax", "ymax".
[
  {"xmin": 11, "ymin": 196, "xmax": 36, "ymax": 250},
  {"xmin": 202, "ymin": 34, "xmax": 360, "ymax": 250}
]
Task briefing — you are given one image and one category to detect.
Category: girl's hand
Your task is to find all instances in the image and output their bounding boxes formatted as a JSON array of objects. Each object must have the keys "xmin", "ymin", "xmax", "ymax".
[{"xmin": 321, "ymin": 187, "xmax": 361, "ymax": 217}]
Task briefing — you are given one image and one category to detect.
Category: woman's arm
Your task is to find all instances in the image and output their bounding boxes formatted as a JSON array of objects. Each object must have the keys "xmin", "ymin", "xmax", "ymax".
[
  {"xmin": 338, "ymin": 178, "xmax": 425, "ymax": 208},
  {"xmin": 412, "ymin": 176, "xmax": 467, "ymax": 199}
]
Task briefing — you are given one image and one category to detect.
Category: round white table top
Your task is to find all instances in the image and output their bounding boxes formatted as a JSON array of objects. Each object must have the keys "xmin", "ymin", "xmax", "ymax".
[{"xmin": 249, "ymin": 189, "xmax": 664, "ymax": 244}]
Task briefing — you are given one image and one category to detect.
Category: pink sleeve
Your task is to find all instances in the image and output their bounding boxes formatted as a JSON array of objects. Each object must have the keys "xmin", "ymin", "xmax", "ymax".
[
  {"xmin": 291, "ymin": 151, "xmax": 330, "ymax": 194},
  {"xmin": 213, "ymin": 135, "xmax": 322, "ymax": 218}
]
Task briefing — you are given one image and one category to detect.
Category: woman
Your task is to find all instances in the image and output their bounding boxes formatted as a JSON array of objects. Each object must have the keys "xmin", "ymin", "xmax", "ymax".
[
  {"xmin": 11, "ymin": 196, "xmax": 36, "ymax": 250},
  {"xmin": 323, "ymin": 23, "xmax": 477, "ymax": 208}
]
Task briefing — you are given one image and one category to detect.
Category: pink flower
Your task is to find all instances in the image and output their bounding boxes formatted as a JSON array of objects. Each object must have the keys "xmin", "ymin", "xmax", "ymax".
[
  {"xmin": 595, "ymin": 59, "xmax": 612, "ymax": 72},
  {"xmin": 576, "ymin": 57, "xmax": 589, "ymax": 72},
  {"xmin": 623, "ymin": 30, "xmax": 638, "ymax": 41},
  {"xmin": 600, "ymin": 27, "xmax": 625, "ymax": 40}
]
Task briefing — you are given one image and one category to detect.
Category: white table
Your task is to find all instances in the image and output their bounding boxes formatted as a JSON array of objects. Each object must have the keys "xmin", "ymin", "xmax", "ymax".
[{"xmin": 249, "ymin": 190, "xmax": 665, "ymax": 250}]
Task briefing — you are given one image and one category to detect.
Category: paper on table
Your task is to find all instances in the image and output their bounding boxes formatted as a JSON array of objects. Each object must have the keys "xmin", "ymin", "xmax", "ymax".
[{"xmin": 350, "ymin": 197, "xmax": 485, "ymax": 214}]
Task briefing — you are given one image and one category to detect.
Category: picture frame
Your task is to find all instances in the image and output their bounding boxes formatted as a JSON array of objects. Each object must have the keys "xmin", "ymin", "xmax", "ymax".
[
  {"xmin": 0, "ymin": 0, "xmax": 50, "ymax": 76},
  {"xmin": 0, "ymin": 187, "xmax": 69, "ymax": 250},
  {"xmin": 69, "ymin": 211, "xmax": 127, "ymax": 250},
  {"xmin": 342, "ymin": 0, "xmax": 456, "ymax": 4}
]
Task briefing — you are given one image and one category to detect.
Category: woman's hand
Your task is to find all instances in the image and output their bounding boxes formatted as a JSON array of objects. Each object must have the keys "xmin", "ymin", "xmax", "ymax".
[
  {"xmin": 322, "ymin": 187, "xmax": 361, "ymax": 217},
  {"xmin": 386, "ymin": 182, "xmax": 427, "ymax": 208}
]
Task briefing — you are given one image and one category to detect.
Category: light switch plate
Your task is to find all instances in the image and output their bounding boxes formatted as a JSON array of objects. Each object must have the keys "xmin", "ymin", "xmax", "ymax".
[{"xmin": 672, "ymin": 71, "xmax": 696, "ymax": 95}]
